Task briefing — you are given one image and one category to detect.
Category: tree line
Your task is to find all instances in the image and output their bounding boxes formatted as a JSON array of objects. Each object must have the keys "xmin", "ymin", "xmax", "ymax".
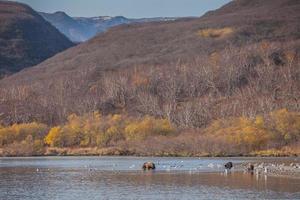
[{"xmin": 0, "ymin": 109, "xmax": 299, "ymax": 156}]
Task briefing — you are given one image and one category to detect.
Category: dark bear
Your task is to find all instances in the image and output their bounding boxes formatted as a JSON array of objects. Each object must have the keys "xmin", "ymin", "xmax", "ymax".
[{"xmin": 224, "ymin": 162, "xmax": 233, "ymax": 170}]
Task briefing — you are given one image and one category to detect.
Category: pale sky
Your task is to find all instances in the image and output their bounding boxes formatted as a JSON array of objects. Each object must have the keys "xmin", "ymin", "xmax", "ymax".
[{"xmin": 10, "ymin": 0, "xmax": 231, "ymax": 18}]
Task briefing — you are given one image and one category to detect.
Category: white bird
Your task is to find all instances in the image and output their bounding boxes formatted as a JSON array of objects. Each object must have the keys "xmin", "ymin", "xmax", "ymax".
[
  {"xmin": 224, "ymin": 169, "xmax": 229, "ymax": 175},
  {"xmin": 208, "ymin": 163, "xmax": 214, "ymax": 168},
  {"xmin": 129, "ymin": 164, "xmax": 135, "ymax": 169}
]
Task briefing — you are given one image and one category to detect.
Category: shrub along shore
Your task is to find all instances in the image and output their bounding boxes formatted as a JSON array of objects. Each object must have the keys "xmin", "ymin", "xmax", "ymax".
[
  {"xmin": 0, "ymin": 146, "xmax": 299, "ymax": 157},
  {"xmin": 0, "ymin": 109, "xmax": 299, "ymax": 157}
]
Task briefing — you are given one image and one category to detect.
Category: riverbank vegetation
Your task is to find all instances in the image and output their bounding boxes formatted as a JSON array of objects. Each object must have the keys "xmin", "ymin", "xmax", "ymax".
[{"xmin": 0, "ymin": 109, "xmax": 299, "ymax": 157}]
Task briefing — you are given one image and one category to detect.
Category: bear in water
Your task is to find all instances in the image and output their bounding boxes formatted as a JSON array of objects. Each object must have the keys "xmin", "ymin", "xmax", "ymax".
[
  {"xmin": 248, "ymin": 164, "xmax": 254, "ymax": 172},
  {"xmin": 224, "ymin": 162, "xmax": 233, "ymax": 170},
  {"xmin": 142, "ymin": 162, "xmax": 156, "ymax": 170}
]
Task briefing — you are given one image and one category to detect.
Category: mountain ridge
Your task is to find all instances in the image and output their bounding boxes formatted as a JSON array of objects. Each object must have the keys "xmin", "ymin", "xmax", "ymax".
[
  {"xmin": 0, "ymin": 1, "xmax": 74, "ymax": 77},
  {"xmin": 40, "ymin": 11, "xmax": 178, "ymax": 42}
]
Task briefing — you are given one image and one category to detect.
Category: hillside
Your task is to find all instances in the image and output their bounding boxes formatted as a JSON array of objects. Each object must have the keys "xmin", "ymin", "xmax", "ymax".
[
  {"xmin": 40, "ymin": 11, "xmax": 177, "ymax": 42},
  {"xmin": 0, "ymin": 1, "xmax": 74, "ymax": 77},
  {"xmin": 0, "ymin": 0, "xmax": 299, "ymax": 156},
  {"xmin": 0, "ymin": 0, "xmax": 299, "ymax": 125}
]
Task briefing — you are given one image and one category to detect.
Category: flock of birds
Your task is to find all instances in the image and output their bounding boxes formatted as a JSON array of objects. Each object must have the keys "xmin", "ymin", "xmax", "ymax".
[
  {"xmin": 141, "ymin": 161, "xmax": 234, "ymax": 171},
  {"xmin": 34, "ymin": 161, "xmax": 233, "ymax": 172},
  {"xmin": 34, "ymin": 161, "xmax": 300, "ymax": 176}
]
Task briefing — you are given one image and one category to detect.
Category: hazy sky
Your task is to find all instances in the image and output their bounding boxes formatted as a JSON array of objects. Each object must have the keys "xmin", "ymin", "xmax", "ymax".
[{"xmin": 11, "ymin": 0, "xmax": 231, "ymax": 18}]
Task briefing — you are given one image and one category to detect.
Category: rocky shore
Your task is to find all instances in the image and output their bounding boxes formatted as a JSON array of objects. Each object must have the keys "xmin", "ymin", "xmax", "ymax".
[{"xmin": 236, "ymin": 162, "xmax": 300, "ymax": 178}]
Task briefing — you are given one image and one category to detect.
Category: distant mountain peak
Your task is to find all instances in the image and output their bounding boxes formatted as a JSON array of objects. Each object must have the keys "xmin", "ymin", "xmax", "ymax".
[
  {"xmin": 40, "ymin": 12, "xmax": 179, "ymax": 42},
  {"xmin": 54, "ymin": 11, "xmax": 67, "ymax": 15},
  {"xmin": 52, "ymin": 11, "xmax": 72, "ymax": 18}
]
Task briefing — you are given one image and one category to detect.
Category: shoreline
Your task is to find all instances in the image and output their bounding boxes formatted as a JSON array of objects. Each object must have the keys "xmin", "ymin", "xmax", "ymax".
[
  {"xmin": 1, "ymin": 147, "xmax": 299, "ymax": 158},
  {"xmin": 234, "ymin": 162, "xmax": 300, "ymax": 179},
  {"xmin": 1, "ymin": 154, "xmax": 299, "ymax": 158}
]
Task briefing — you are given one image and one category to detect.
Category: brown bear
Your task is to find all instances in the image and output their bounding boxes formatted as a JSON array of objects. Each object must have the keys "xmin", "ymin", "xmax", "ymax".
[{"xmin": 142, "ymin": 162, "xmax": 156, "ymax": 170}]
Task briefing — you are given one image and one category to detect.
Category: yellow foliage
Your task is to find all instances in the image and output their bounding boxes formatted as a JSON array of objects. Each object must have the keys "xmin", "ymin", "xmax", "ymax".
[
  {"xmin": 1, "ymin": 109, "xmax": 299, "ymax": 156},
  {"xmin": 106, "ymin": 126, "xmax": 119, "ymax": 136},
  {"xmin": 0, "ymin": 122, "xmax": 48, "ymax": 147},
  {"xmin": 45, "ymin": 112, "xmax": 103, "ymax": 147},
  {"xmin": 111, "ymin": 114, "xmax": 122, "ymax": 122},
  {"xmin": 124, "ymin": 116, "xmax": 174, "ymax": 141},
  {"xmin": 44, "ymin": 126, "xmax": 61, "ymax": 147},
  {"xmin": 205, "ymin": 116, "xmax": 270, "ymax": 151},
  {"xmin": 270, "ymin": 109, "xmax": 300, "ymax": 143},
  {"xmin": 198, "ymin": 27, "xmax": 234, "ymax": 38},
  {"xmin": 254, "ymin": 116, "xmax": 264, "ymax": 127},
  {"xmin": 204, "ymin": 109, "xmax": 300, "ymax": 151},
  {"xmin": 97, "ymin": 126, "xmax": 124, "ymax": 147},
  {"xmin": 43, "ymin": 112, "xmax": 174, "ymax": 147}
]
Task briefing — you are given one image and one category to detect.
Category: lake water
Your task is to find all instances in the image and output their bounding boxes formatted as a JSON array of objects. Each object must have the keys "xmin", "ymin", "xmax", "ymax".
[{"xmin": 0, "ymin": 157, "xmax": 299, "ymax": 200}]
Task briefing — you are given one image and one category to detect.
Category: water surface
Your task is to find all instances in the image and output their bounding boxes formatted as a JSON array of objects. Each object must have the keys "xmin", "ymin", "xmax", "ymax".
[{"xmin": 0, "ymin": 157, "xmax": 299, "ymax": 200}]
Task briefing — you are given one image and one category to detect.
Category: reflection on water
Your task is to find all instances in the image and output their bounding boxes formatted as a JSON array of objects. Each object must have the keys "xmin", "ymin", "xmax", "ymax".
[{"xmin": 0, "ymin": 157, "xmax": 299, "ymax": 200}]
